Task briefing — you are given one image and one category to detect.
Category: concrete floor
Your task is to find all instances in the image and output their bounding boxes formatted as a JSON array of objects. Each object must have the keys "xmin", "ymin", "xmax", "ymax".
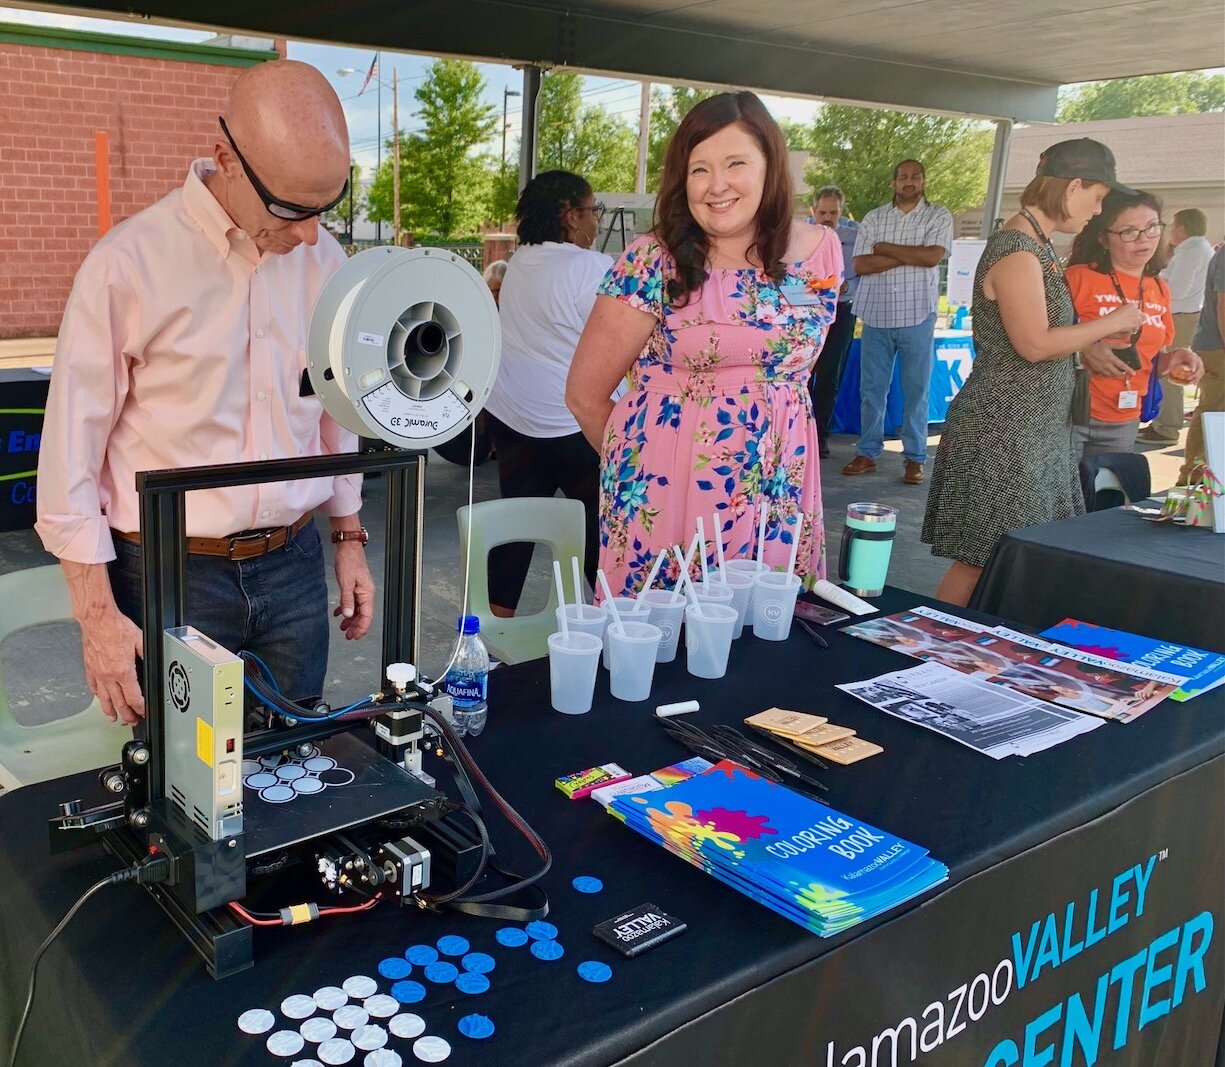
[{"xmin": 0, "ymin": 423, "xmax": 1190, "ymax": 733}]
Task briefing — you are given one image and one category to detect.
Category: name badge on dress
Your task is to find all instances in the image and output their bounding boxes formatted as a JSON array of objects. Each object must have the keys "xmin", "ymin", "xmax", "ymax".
[
  {"xmin": 779, "ymin": 284, "xmax": 826, "ymax": 306},
  {"xmin": 1118, "ymin": 390, "xmax": 1139, "ymax": 411}
]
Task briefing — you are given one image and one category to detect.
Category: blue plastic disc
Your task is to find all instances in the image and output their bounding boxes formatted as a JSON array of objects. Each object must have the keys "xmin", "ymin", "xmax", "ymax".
[
  {"xmin": 455, "ymin": 972, "xmax": 490, "ymax": 995},
  {"xmin": 457, "ymin": 1014, "xmax": 495, "ymax": 1040},
  {"xmin": 572, "ymin": 876, "xmax": 604, "ymax": 894},
  {"xmin": 530, "ymin": 939, "xmax": 564, "ymax": 962},
  {"xmin": 525, "ymin": 921, "xmax": 558, "ymax": 942},
  {"xmin": 389, "ymin": 980, "xmax": 426, "ymax": 1004},
  {"xmin": 578, "ymin": 961, "xmax": 613, "ymax": 984},
  {"xmin": 405, "ymin": 945, "xmax": 439, "ymax": 966},
  {"xmin": 424, "ymin": 961, "xmax": 459, "ymax": 984},
  {"xmin": 460, "ymin": 952, "xmax": 495, "ymax": 975},
  {"xmin": 436, "ymin": 935, "xmax": 470, "ymax": 957},
  {"xmin": 495, "ymin": 927, "xmax": 529, "ymax": 948},
  {"xmin": 378, "ymin": 957, "xmax": 412, "ymax": 980}
]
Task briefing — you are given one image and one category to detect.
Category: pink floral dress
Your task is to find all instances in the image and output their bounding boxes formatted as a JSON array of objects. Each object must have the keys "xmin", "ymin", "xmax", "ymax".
[{"xmin": 596, "ymin": 233, "xmax": 842, "ymax": 597}]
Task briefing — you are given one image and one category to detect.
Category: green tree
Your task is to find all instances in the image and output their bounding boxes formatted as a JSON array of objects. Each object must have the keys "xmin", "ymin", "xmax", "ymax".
[
  {"xmin": 367, "ymin": 60, "xmax": 498, "ymax": 237},
  {"xmin": 325, "ymin": 162, "xmax": 362, "ymax": 241},
  {"xmin": 536, "ymin": 71, "xmax": 637, "ymax": 193},
  {"xmin": 490, "ymin": 157, "xmax": 519, "ymax": 230},
  {"xmin": 802, "ymin": 104, "xmax": 992, "ymax": 221},
  {"xmin": 1058, "ymin": 72, "xmax": 1225, "ymax": 122},
  {"xmin": 646, "ymin": 85, "xmax": 718, "ymax": 192}
]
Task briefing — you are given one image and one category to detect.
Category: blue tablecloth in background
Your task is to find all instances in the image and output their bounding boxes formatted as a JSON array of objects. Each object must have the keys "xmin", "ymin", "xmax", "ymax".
[{"xmin": 831, "ymin": 329, "xmax": 976, "ymax": 435}]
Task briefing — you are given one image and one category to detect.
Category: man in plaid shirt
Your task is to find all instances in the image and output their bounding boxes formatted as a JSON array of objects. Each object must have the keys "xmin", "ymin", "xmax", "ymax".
[{"xmin": 842, "ymin": 160, "xmax": 953, "ymax": 485}]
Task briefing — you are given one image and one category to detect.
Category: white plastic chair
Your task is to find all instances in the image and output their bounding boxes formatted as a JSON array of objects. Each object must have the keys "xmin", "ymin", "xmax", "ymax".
[
  {"xmin": 0, "ymin": 566, "xmax": 126, "ymax": 789},
  {"xmin": 456, "ymin": 498, "xmax": 586, "ymax": 665}
]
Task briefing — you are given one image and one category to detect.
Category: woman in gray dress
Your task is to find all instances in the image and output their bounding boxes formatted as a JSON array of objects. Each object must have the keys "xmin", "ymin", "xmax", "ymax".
[{"xmin": 922, "ymin": 139, "xmax": 1144, "ymax": 606}]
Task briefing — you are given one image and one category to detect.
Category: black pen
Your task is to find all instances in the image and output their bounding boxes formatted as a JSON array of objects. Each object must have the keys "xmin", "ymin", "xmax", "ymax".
[{"xmin": 798, "ymin": 619, "xmax": 828, "ymax": 649}]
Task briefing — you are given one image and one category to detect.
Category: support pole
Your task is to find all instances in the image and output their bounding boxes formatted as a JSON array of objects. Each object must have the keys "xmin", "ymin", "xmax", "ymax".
[
  {"xmin": 518, "ymin": 65, "xmax": 542, "ymax": 193},
  {"xmin": 982, "ymin": 119, "xmax": 1013, "ymax": 235}
]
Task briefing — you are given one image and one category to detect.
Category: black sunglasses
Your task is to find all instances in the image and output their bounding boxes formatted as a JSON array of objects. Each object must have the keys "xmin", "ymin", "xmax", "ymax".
[{"xmin": 218, "ymin": 116, "xmax": 349, "ymax": 221}]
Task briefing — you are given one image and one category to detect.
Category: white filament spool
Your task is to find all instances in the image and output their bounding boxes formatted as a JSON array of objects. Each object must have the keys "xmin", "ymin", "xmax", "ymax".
[{"xmin": 307, "ymin": 247, "xmax": 500, "ymax": 450}]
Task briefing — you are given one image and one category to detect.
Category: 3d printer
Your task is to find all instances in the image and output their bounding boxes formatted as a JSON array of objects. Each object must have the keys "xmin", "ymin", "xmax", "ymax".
[{"xmin": 45, "ymin": 248, "xmax": 548, "ymax": 979}]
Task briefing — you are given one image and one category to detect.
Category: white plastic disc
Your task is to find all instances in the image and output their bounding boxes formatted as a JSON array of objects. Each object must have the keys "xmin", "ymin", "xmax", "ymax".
[
  {"xmin": 314, "ymin": 986, "xmax": 348, "ymax": 1011},
  {"xmin": 318, "ymin": 1038, "xmax": 356, "ymax": 1065},
  {"xmin": 388, "ymin": 1014, "xmax": 426, "ymax": 1040},
  {"xmin": 282, "ymin": 994, "xmax": 318, "ymax": 1020},
  {"xmin": 351, "ymin": 1025, "xmax": 388, "ymax": 1052},
  {"xmin": 342, "ymin": 975, "xmax": 378, "ymax": 999},
  {"xmin": 267, "ymin": 1030, "xmax": 306, "ymax": 1057},
  {"xmin": 332, "ymin": 1005, "xmax": 369, "ymax": 1031},
  {"xmin": 301, "ymin": 1017, "xmax": 338, "ymax": 1043},
  {"xmin": 238, "ymin": 1008, "xmax": 276, "ymax": 1035},
  {"xmin": 412, "ymin": 1036, "xmax": 451, "ymax": 1063},
  {"xmin": 363, "ymin": 994, "xmax": 399, "ymax": 1019},
  {"xmin": 365, "ymin": 1051, "xmax": 402, "ymax": 1067}
]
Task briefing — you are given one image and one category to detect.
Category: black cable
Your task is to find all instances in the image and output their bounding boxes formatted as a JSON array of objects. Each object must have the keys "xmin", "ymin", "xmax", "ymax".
[{"xmin": 7, "ymin": 870, "xmax": 137, "ymax": 1067}]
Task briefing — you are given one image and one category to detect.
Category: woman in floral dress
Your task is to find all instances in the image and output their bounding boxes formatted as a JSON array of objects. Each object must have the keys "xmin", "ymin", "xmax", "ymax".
[{"xmin": 566, "ymin": 92, "xmax": 842, "ymax": 597}]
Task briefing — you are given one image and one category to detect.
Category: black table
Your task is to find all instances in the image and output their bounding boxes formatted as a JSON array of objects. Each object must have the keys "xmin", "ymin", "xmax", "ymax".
[
  {"xmin": 972, "ymin": 505, "xmax": 1225, "ymax": 652},
  {"xmin": 1, "ymin": 589, "xmax": 1222, "ymax": 1066}
]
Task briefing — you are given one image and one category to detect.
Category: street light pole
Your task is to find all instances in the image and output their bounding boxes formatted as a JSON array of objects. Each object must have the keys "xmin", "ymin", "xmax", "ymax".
[
  {"xmin": 376, "ymin": 54, "xmax": 382, "ymax": 243},
  {"xmin": 501, "ymin": 86, "xmax": 520, "ymax": 229}
]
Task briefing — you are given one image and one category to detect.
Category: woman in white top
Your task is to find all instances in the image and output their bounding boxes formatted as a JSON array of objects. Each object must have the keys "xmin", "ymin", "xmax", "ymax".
[{"xmin": 484, "ymin": 170, "xmax": 613, "ymax": 615}]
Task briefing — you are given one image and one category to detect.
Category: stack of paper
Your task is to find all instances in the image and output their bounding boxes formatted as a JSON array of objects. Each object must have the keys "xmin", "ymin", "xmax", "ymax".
[{"xmin": 608, "ymin": 760, "xmax": 947, "ymax": 937}]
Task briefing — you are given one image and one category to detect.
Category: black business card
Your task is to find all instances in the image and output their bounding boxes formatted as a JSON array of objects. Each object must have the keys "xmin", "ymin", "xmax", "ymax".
[{"xmin": 593, "ymin": 903, "xmax": 687, "ymax": 957}]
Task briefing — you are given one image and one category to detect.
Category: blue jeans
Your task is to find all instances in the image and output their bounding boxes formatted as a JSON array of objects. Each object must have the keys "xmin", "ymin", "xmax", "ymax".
[
  {"xmin": 857, "ymin": 313, "xmax": 936, "ymax": 463},
  {"xmin": 108, "ymin": 522, "xmax": 330, "ymax": 703}
]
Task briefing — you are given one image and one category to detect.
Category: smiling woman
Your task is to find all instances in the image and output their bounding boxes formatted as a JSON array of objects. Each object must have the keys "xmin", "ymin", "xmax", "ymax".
[{"xmin": 564, "ymin": 91, "xmax": 844, "ymax": 598}]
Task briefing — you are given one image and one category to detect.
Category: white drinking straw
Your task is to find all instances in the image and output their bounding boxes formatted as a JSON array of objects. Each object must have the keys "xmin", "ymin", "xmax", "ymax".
[
  {"xmin": 552, "ymin": 560, "xmax": 570, "ymax": 638},
  {"xmin": 672, "ymin": 547, "xmax": 705, "ymax": 616},
  {"xmin": 571, "ymin": 555, "xmax": 584, "ymax": 606},
  {"xmin": 786, "ymin": 513, "xmax": 801, "ymax": 577},
  {"xmin": 756, "ymin": 503, "xmax": 768, "ymax": 567},
  {"xmin": 712, "ymin": 512, "xmax": 727, "ymax": 575},
  {"xmin": 696, "ymin": 516, "xmax": 711, "ymax": 585},
  {"xmin": 641, "ymin": 550, "xmax": 666, "ymax": 596},
  {"xmin": 597, "ymin": 569, "xmax": 626, "ymax": 635}
]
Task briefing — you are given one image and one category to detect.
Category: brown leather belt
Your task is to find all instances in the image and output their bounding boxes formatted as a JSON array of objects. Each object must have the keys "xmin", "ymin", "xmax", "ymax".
[{"xmin": 113, "ymin": 514, "xmax": 313, "ymax": 561}]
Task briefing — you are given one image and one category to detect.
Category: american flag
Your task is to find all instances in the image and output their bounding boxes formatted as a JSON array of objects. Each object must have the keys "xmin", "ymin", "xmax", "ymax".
[{"xmin": 359, "ymin": 52, "xmax": 379, "ymax": 95}]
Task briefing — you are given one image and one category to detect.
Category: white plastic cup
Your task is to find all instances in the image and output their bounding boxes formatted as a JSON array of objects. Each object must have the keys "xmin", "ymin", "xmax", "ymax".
[
  {"xmin": 692, "ymin": 579, "xmax": 734, "ymax": 609},
  {"xmin": 607, "ymin": 621, "xmax": 663, "ymax": 702},
  {"xmin": 684, "ymin": 603, "xmax": 738, "ymax": 679},
  {"xmin": 556, "ymin": 603, "xmax": 607, "ymax": 644},
  {"xmin": 642, "ymin": 589, "xmax": 686, "ymax": 663},
  {"xmin": 718, "ymin": 570, "xmax": 756, "ymax": 640},
  {"xmin": 547, "ymin": 631, "xmax": 603, "ymax": 715},
  {"xmin": 751, "ymin": 572, "xmax": 803, "ymax": 641},
  {"xmin": 724, "ymin": 558, "xmax": 769, "ymax": 577},
  {"xmin": 601, "ymin": 597, "xmax": 651, "ymax": 668}
]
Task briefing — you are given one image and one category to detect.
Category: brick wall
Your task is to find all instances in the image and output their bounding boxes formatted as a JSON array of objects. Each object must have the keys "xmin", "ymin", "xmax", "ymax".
[{"xmin": 0, "ymin": 38, "xmax": 273, "ymax": 338}]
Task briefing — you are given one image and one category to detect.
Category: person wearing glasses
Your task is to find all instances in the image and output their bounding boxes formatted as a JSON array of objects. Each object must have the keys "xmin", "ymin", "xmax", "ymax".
[
  {"xmin": 35, "ymin": 59, "xmax": 374, "ymax": 726},
  {"xmin": 566, "ymin": 92, "xmax": 841, "ymax": 596},
  {"xmin": 482, "ymin": 171, "xmax": 613, "ymax": 615},
  {"xmin": 1065, "ymin": 189, "xmax": 1204, "ymax": 459}
]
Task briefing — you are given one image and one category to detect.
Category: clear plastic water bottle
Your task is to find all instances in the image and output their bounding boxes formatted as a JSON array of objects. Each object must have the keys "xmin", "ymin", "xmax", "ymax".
[{"xmin": 443, "ymin": 615, "xmax": 489, "ymax": 737}]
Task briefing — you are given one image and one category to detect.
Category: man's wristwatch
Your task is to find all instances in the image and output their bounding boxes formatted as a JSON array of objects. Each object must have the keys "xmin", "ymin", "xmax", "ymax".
[{"xmin": 331, "ymin": 527, "xmax": 369, "ymax": 546}]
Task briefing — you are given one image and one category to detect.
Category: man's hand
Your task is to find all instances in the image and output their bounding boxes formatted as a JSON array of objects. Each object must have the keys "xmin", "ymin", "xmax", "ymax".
[
  {"xmin": 1079, "ymin": 342, "xmax": 1134, "ymax": 378},
  {"xmin": 61, "ymin": 560, "xmax": 144, "ymax": 724},
  {"xmin": 1158, "ymin": 347, "xmax": 1205, "ymax": 385},
  {"xmin": 80, "ymin": 608, "xmax": 145, "ymax": 723},
  {"xmin": 333, "ymin": 541, "xmax": 375, "ymax": 640}
]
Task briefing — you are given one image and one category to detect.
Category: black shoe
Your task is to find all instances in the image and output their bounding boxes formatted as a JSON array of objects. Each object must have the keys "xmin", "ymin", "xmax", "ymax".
[{"xmin": 819, "ymin": 442, "xmax": 831, "ymax": 458}]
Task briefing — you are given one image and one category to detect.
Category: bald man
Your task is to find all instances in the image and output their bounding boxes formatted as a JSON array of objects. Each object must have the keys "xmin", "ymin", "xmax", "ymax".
[{"xmin": 37, "ymin": 60, "xmax": 375, "ymax": 725}]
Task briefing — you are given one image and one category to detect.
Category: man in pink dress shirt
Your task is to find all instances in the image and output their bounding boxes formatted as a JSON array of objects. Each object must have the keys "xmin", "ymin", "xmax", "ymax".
[{"xmin": 35, "ymin": 60, "xmax": 375, "ymax": 725}]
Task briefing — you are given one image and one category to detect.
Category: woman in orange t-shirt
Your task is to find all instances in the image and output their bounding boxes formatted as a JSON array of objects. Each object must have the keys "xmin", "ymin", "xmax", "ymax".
[{"xmin": 1066, "ymin": 189, "xmax": 1203, "ymax": 459}]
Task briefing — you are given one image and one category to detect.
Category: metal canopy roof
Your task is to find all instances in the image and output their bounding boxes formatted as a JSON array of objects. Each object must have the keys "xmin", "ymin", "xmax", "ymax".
[{"xmin": 14, "ymin": 0, "xmax": 1225, "ymax": 122}]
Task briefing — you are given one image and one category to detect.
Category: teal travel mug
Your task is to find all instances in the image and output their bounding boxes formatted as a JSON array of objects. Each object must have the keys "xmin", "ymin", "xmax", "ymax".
[{"xmin": 837, "ymin": 503, "xmax": 897, "ymax": 597}]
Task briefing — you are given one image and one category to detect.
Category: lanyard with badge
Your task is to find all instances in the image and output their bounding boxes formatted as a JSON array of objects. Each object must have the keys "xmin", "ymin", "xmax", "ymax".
[{"xmin": 1107, "ymin": 269, "xmax": 1147, "ymax": 411}]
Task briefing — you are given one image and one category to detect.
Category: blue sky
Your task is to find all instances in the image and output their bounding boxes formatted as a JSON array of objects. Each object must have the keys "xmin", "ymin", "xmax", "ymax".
[{"xmin": 2, "ymin": 6, "xmax": 823, "ymax": 175}]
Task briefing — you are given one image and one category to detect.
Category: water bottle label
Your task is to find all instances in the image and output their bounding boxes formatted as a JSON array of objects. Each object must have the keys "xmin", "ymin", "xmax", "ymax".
[{"xmin": 445, "ymin": 672, "xmax": 487, "ymax": 708}]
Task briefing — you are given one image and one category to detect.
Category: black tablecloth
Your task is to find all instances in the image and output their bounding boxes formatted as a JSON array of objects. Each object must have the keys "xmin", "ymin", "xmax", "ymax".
[
  {"xmin": 971, "ymin": 505, "xmax": 1225, "ymax": 652},
  {"xmin": 1, "ymin": 588, "xmax": 1222, "ymax": 1066}
]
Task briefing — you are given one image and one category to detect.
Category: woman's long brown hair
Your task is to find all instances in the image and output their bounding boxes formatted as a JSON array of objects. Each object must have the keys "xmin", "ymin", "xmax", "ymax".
[{"xmin": 654, "ymin": 91, "xmax": 794, "ymax": 305}]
